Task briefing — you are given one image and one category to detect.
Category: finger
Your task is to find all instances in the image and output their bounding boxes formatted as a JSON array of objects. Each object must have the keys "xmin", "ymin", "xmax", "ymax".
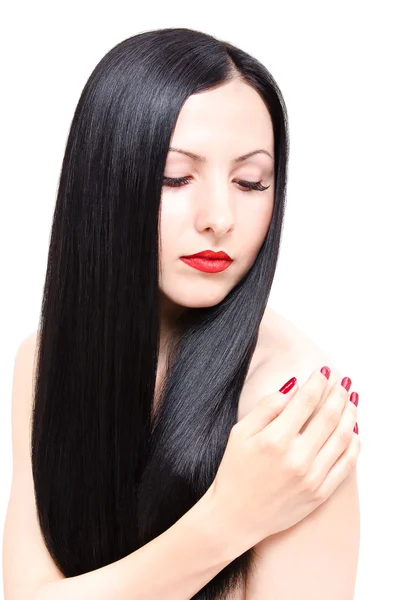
[
  {"xmin": 298, "ymin": 381, "xmax": 350, "ymax": 461},
  {"xmin": 237, "ymin": 377, "xmax": 299, "ymax": 439},
  {"xmin": 268, "ymin": 367, "xmax": 330, "ymax": 441},
  {"xmin": 311, "ymin": 433, "xmax": 361, "ymax": 502},
  {"xmin": 303, "ymin": 391, "xmax": 358, "ymax": 482}
]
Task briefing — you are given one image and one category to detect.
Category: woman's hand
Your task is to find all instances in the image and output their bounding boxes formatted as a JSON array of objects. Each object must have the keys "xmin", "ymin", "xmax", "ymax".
[{"xmin": 208, "ymin": 366, "xmax": 360, "ymax": 553}]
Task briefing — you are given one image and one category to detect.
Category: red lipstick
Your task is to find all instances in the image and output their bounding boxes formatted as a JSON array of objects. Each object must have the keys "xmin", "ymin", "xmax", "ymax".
[{"xmin": 180, "ymin": 249, "xmax": 233, "ymax": 273}]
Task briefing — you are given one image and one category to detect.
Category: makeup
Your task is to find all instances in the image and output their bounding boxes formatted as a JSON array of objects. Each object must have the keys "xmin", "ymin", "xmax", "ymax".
[
  {"xmin": 180, "ymin": 249, "xmax": 233, "ymax": 273},
  {"xmin": 180, "ymin": 257, "xmax": 232, "ymax": 273}
]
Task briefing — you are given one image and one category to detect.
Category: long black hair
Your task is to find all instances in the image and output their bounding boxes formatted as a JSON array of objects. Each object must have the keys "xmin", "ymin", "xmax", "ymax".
[{"xmin": 31, "ymin": 27, "xmax": 289, "ymax": 599}]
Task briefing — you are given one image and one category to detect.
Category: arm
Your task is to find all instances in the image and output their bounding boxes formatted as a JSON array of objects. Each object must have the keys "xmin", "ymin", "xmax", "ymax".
[
  {"xmin": 244, "ymin": 339, "xmax": 360, "ymax": 599},
  {"xmin": 34, "ymin": 487, "xmax": 233, "ymax": 600},
  {"xmin": 2, "ymin": 334, "xmax": 239, "ymax": 600}
]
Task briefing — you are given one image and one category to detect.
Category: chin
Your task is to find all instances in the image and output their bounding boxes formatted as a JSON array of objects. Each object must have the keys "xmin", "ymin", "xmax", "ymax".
[{"xmin": 162, "ymin": 287, "xmax": 229, "ymax": 310}]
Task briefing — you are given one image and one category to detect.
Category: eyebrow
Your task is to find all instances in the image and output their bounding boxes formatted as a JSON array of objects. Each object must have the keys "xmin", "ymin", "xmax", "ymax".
[{"xmin": 168, "ymin": 147, "xmax": 274, "ymax": 163}]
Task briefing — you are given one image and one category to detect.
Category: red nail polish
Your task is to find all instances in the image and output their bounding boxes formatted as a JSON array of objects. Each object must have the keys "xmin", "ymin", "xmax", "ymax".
[
  {"xmin": 279, "ymin": 377, "xmax": 297, "ymax": 394},
  {"xmin": 341, "ymin": 377, "xmax": 352, "ymax": 392},
  {"xmin": 350, "ymin": 392, "xmax": 359, "ymax": 407},
  {"xmin": 353, "ymin": 422, "xmax": 359, "ymax": 434},
  {"xmin": 320, "ymin": 366, "xmax": 331, "ymax": 379}
]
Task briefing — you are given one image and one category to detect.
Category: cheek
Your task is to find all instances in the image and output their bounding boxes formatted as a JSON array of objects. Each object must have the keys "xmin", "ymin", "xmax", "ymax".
[
  {"xmin": 238, "ymin": 200, "xmax": 274, "ymax": 256},
  {"xmin": 158, "ymin": 196, "xmax": 186, "ymax": 261}
]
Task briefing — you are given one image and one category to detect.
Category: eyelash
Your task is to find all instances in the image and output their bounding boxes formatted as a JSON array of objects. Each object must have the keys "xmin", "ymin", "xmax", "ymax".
[{"xmin": 163, "ymin": 176, "xmax": 270, "ymax": 192}]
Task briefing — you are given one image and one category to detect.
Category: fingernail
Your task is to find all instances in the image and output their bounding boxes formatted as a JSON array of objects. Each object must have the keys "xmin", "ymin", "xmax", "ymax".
[
  {"xmin": 353, "ymin": 422, "xmax": 359, "ymax": 434},
  {"xmin": 279, "ymin": 377, "xmax": 297, "ymax": 394},
  {"xmin": 350, "ymin": 392, "xmax": 359, "ymax": 407},
  {"xmin": 341, "ymin": 377, "xmax": 352, "ymax": 392},
  {"xmin": 320, "ymin": 366, "xmax": 331, "ymax": 379}
]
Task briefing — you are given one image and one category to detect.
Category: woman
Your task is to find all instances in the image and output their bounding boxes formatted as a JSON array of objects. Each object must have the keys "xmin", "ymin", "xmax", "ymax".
[{"xmin": 3, "ymin": 27, "xmax": 360, "ymax": 599}]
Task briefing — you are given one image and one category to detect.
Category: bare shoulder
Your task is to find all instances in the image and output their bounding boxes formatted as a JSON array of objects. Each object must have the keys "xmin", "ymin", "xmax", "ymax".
[
  {"xmin": 260, "ymin": 305, "xmax": 343, "ymax": 381},
  {"xmin": 238, "ymin": 307, "xmax": 344, "ymax": 421},
  {"xmin": 258, "ymin": 305, "xmax": 323, "ymax": 354}
]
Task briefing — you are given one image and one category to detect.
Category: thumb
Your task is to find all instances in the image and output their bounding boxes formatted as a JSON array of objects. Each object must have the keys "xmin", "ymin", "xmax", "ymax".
[{"xmin": 237, "ymin": 376, "xmax": 299, "ymax": 438}]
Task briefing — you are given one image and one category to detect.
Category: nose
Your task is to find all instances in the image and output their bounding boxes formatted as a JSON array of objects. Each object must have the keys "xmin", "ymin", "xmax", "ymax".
[{"xmin": 196, "ymin": 187, "xmax": 235, "ymax": 237}]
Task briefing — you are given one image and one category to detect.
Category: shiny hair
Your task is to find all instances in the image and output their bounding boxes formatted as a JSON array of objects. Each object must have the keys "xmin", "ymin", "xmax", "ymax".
[{"xmin": 31, "ymin": 27, "xmax": 289, "ymax": 599}]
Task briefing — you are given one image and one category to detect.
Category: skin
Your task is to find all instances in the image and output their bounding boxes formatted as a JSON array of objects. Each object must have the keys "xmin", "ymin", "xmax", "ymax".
[{"xmin": 158, "ymin": 77, "xmax": 275, "ymax": 355}]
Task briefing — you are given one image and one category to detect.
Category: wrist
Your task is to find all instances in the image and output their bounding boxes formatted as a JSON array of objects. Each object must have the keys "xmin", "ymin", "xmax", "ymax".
[{"xmin": 195, "ymin": 485, "xmax": 247, "ymax": 564}]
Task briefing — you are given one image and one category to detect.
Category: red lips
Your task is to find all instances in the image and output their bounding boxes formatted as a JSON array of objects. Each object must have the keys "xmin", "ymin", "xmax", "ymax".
[{"xmin": 181, "ymin": 250, "xmax": 232, "ymax": 260}]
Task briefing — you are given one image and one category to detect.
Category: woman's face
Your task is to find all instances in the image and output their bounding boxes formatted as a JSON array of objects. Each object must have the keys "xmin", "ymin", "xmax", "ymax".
[{"xmin": 159, "ymin": 78, "xmax": 275, "ymax": 314}]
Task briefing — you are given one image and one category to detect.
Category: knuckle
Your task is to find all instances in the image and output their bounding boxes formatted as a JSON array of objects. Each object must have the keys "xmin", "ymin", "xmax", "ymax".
[
  {"xmin": 343, "ymin": 442, "xmax": 359, "ymax": 469},
  {"xmin": 230, "ymin": 422, "xmax": 243, "ymax": 440},
  {"xmin": 323, "ymin": 403, "xmax": 342, "ymax": 427},
  {"xmin": 262, "ymin": 431, "xmax": 287, "ymax": 454},
  {"xmin": 346, "ymin": 450, "xmax": 358, "ymax": 470},
  {"xmin": 337, "ymin": 424, "xmax": 353, "ymax": 446},
  {"xmin": 302, "ymin": 472, "xmax": 319, "ymax": 494},
  {"xmin": 302, "ymin": 388, "xmax": 319, "ymax": 408},
  {"xmin": 312, "ymin": 485, "xmax": 326, "ymax": 504},
  {"xmin": 287, "ymin": 455, "xmax": 309, "ymax": 478}
]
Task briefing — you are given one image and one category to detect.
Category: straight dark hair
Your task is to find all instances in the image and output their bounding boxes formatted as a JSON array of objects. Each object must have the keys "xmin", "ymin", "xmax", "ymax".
[{"xmin": 31, "ymin": 27, "xmax": 289, "ymax": 599}]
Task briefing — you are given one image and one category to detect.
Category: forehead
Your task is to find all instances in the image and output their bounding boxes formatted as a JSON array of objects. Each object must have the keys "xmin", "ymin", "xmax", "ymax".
[{"xmin": 168, "ymin": 79, "xmax": 274, "ymax": 159}]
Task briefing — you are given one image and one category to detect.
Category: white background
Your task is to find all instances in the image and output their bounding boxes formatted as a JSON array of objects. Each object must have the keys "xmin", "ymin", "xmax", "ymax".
[{"xmin": 1, "ymin": 1, "xmax": 396, "ymax": 598}]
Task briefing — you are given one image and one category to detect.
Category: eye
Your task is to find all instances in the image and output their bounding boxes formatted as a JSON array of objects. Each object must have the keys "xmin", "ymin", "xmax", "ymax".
[
  {"xmin": 235, "ymin": 180, "xmax": 270, "ymax": 192},
  {"xmin": 162, "ymin": 177, "xmax": 270, "ymax": 192},
  {"xmin": 163, "ymin": 176, "xmax": 191, "ymax": 187}
]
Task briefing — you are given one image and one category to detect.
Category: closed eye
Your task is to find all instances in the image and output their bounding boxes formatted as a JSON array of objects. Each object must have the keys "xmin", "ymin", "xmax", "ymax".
[{"xmin": 163, "ymin": 176, "xmax": 270, "ymax": 192}]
